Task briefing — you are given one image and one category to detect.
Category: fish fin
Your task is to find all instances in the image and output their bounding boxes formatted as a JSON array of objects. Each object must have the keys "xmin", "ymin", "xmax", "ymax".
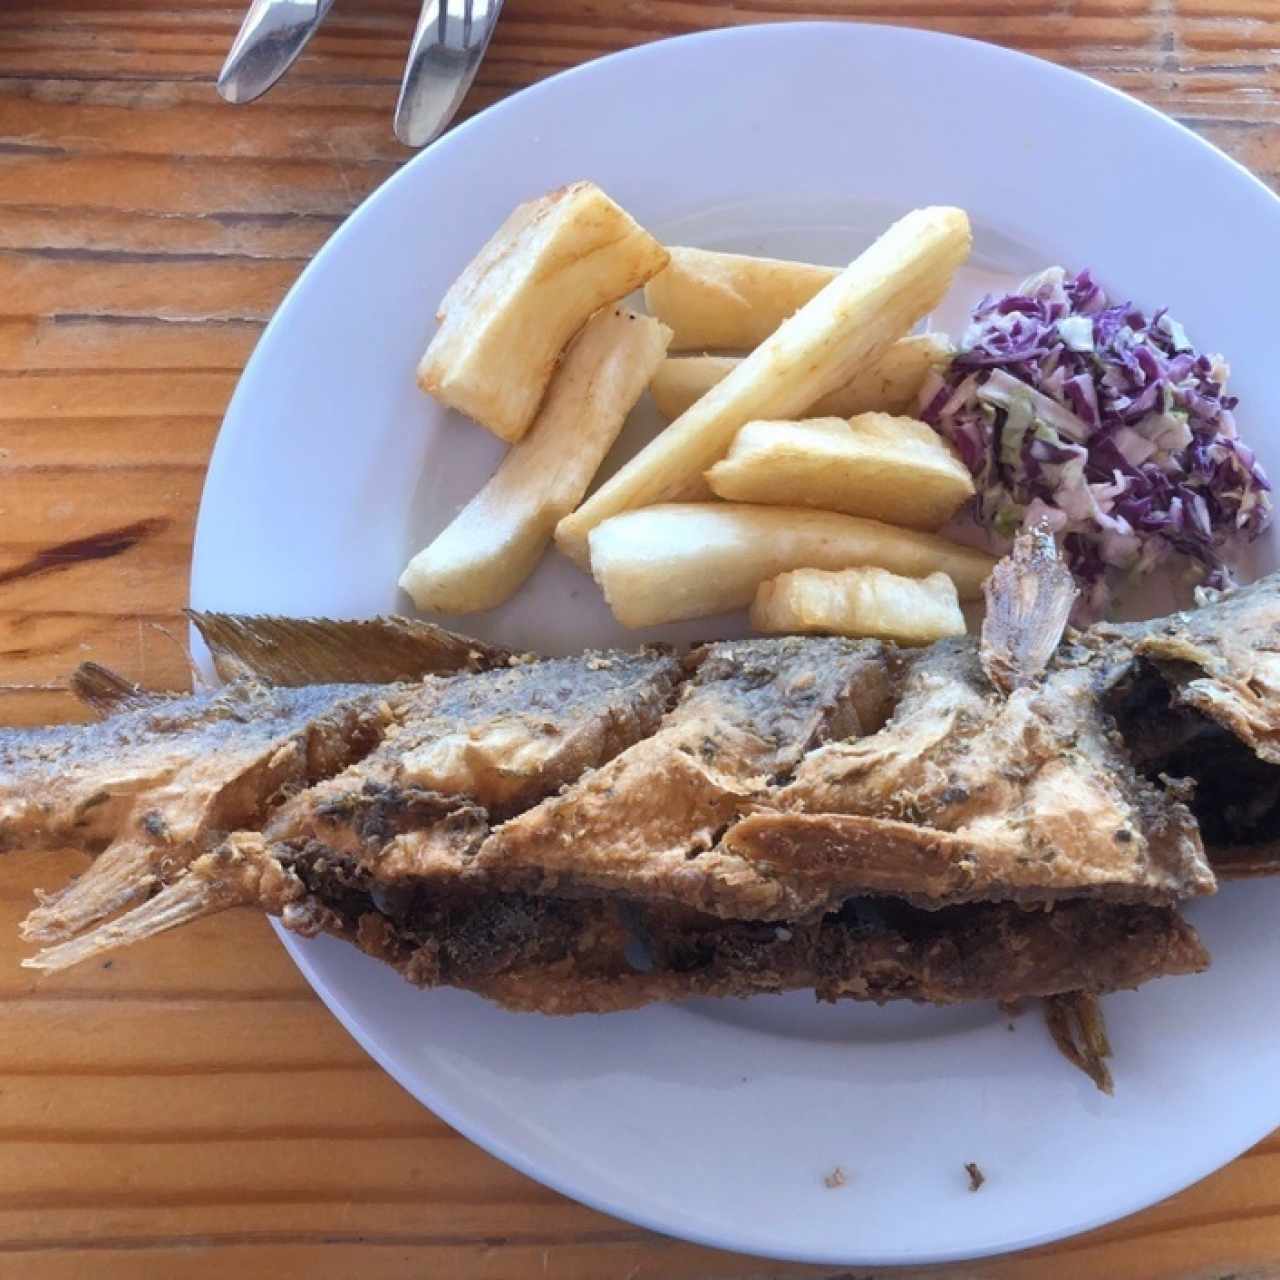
[
  {"xmin": 69, "ymin": 663, "xmax": 169, "ymax": 718},
  {"xmin": 981, "ymin": 525, "xmax": 1077, "ymax": 695},
  {"xmin": 23, "ymin": 872, "xmax": 231, "ymax": 972},
  {"xmin": 1044, "ymin": 991, "xmax": 1114, "ymax": 1094},
  {"xmin": 22, "ymin": 836, "xmax": 303, "ymax": 972},
  {"xmin": 187, "ymin": 611, "xmax": 516, "ymax": 687},
  {"xmin": 22, "ymin": 838, "xmax": 160, "ymax": 942}
]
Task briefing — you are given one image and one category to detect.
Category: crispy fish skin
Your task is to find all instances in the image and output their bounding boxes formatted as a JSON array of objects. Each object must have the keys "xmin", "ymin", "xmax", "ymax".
[
  {"xmin": 446, "ymin": 900, "xmax": 1208, "ymax": 1014},
  {"xmin": 741, "ymin": 643, "xmax": 1214, "ymax": 915},
  {"xmin": 472, "ymin": 637, "xmax": 896, "ymax": 914},
  {"xmin": 287, "ymin": 849, "xmax": 635, "ymax": 994},
  {"xmin": 1, "ymin": 679, "xmax": 384, "ymax": 855},
  {"xmin": 267, "ymin": 650, "xmax": 685, "ymax": 885},
  {"xmin": 12, "ymin": 680, "xmax": 396, "ymax": 942},
  {"xmin": 478, "ymin": 633, "xmax": 1212, "ymax": 922},
  {"xmin": 189, "ymin": 612, "xmax": 513, "ymax": 687}
]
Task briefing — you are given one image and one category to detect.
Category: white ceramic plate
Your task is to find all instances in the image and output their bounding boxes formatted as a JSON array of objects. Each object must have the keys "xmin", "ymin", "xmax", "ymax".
[{"xmin": 191, "ymin": 23, "xmax": 1280, "ymax": 1265}]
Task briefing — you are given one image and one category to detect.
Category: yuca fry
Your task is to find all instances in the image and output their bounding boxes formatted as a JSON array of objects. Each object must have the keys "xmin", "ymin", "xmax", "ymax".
[
  {"xmin": 401, "ymin": 309, "xmax": 672, "ymax": 615},
  {"xmin": 556, "ymin": 206, "xmax": 973, "ymax": 566},
  {"xmin": 649, "ymin": 333, "xmax": 952, "ymax": 421},
  {"xmin": 750, "ymin": 567, "xmax": 966, "ymax": 645},
  {"xmin": 705, "ymin": 413, "xmax": 974, "ymax": 531},
  {"xmin": 643, "ymin": 247, "xmax": 839, "ymax": 351},
  {"xmin": 418, "ymin": 182, "xmax": 668, "ymax": 444},
  {"xmin": 588, "ymin": 502, "xmax": 994, "ymax": 628},
  {"xmin": 647, "ymin": 355, "xmax": 739, "ymax": 421}
]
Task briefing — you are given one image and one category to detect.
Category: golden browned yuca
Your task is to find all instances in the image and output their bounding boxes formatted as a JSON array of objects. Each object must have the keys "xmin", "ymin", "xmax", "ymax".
[
  {"xmin": 401, "ymin": 308, "xmax": 671, "ymax": 615},
  {"xmin": 648, "ymin": 334, "xmax": 951, "ymax": 421},
  {"xmin": 704, "ymin": 413, "xmax": 974, "ymax": 530},
  {"xmin": 555, "ymin": 206, "xmax": 973, "ymax": 565},
  {"xmin": 643, "ymin": 247, "xmax": 839, "ymax": 351},
  {"xmin": 586, "ymin": 502, "xmax": 995, "ymax": 628},
  {"xmin": 417, "ymin": 182, "xmax": 668, "ymax": 443},
  {"xmin": 750, "ymin": 567, "xmax": 966, "ymax": 645}
]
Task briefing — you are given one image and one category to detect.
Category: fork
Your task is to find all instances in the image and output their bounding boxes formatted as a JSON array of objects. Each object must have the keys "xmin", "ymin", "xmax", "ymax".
[{"xmin": 394, "ymin": 0, "xmax": 505, "ymax": 147}]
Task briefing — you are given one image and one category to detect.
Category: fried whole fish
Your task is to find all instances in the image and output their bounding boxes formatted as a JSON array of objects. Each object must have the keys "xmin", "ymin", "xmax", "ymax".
[{"xmin": 10, "ymin": 540, "xmax": 1279, "ymax": 1022}]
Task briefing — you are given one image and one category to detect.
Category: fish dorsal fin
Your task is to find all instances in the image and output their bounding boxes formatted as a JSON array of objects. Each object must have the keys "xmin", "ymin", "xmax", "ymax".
[
  {"xmin": 187, "ymin": 611, "xmax": 515, "ymax": 687},
  {"xmin": 980, "ymin": 526, "xmax": 1078, "ymax": 696},
  {"xmin": 70, "ymin": 663, "xmax": 169, "ymax": 718}
]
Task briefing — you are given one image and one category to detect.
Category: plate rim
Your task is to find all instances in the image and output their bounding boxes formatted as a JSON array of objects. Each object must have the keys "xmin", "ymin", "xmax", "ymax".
[{"xmin": 190, "ymin": 20, "xmax": 1280, "ymax": 1266}]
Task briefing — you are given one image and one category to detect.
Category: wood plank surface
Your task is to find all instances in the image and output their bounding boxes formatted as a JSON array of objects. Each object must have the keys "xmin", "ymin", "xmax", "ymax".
[{"xmin": 1, "ymin": 3, "xmax": 1277, "ymax": 1276}]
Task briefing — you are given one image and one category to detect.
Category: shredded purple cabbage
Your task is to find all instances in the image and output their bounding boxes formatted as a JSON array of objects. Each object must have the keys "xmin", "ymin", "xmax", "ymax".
[{"xmin": 919, "ymin": 267, "xmax": 1271, "ymax": 618}]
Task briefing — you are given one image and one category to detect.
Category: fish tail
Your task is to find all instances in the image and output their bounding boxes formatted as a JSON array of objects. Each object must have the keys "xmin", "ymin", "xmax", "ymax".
[
  {"xmin": 21, "ymin": 835, "xmax": 302, "ymax": 973},
  {"xmin": 21, "ymin": 839, "xmax": 160, "ymax": 943},
  {"xmin": 23, "ymin": 873, "xmax": 231, "ymax": 972}
]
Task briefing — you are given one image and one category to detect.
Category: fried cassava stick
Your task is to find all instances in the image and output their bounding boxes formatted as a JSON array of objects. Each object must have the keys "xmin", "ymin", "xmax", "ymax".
[{"xmin": 555, "ymin": 207, "xmax": 972, "ymax": 565}]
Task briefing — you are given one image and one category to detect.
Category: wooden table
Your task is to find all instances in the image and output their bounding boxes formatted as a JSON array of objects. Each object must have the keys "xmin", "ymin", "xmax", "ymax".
[{"xmin": 2, "ymin": 3, "xmax": 1278, "ymax": 1276}]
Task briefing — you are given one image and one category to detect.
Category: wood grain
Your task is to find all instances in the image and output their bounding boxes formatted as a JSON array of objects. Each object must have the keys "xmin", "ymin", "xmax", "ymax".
[{"xmin": 2, "ymin": 3, "xmax": 1279, "ymax": 1276}]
